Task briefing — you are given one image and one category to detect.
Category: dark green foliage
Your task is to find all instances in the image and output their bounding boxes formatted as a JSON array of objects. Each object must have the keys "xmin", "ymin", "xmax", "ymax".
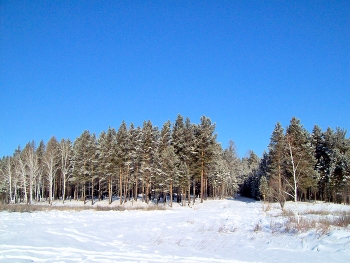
[{"xmin": 3, "ymin": 115, "xmax": 349, "ymax": 206}]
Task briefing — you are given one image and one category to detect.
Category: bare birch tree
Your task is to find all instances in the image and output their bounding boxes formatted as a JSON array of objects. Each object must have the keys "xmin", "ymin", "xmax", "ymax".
[
  {"xmin": 59, "ymin": 138, "xmax": 73, "ymax": 203},
  {"xmin": 44, "ymin": 136, "xmax": 59, "ymax": 205},
  {"xmin": 23, "ymin": 141, "xmax": 39, "ymax": 204}
]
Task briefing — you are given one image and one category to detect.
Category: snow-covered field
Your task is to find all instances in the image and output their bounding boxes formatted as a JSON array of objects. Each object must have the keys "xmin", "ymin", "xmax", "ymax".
[{"xmin": 1, "ymin": 198, "xmax": 349, "ymax": 263}]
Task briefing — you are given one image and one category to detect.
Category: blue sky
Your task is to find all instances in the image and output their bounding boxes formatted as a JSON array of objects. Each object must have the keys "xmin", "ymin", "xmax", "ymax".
[{"xmin": 1, "ymin": 0, "xmax": 349, "ymax": 158}]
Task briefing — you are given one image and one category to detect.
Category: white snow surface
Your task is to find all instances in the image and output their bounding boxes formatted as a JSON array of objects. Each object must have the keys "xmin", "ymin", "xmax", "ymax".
[{"xmin": 1, "ymin": 197, "xmax": 350, "ymax": 263}]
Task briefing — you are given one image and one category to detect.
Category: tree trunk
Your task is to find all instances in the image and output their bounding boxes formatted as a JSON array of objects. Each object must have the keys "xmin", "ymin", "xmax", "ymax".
[
  {"xmin": 49, "ymin": 180, "xmax": 53, "ymax": 206},
  {"xmin": 201, "ymin": 150, "xmax": 204, "ymax": 203},
  {"xmin": 188, "ymin": 183, "xmax": 191, "ymax": 206},
  {"xmin": 91, "ymin": 177, "xmax": 94, "ymax": 205},
  {"xmin": 134, "ymin": 167, "xmax": 138, "ymax": 201},
  {"xmin": 170, "ymin": 181, "xmax": 173, "ymax": 207},
  {"xmin": 146, "ymin": 176, "xmax": 150, "ymax": 204},
  {"xmin": 141, "ymin": 174, "xmax": 145, "ymax": 202},
  {"xmin": 124, "ymin": 165, "xmax": 129, "ymax": 204},
  {"xmin": 193, "ymin": 178, "xmax": 196, "ymax": 205},
  {"xmin": 119, "ymin": 167, "xmax": 123, "ymax": 205},
  {"xmin": 98, "ymin": 179, "xmax": 101, "ymax": 202},
  {"xmin": 108, "ymin": 176, "xmax": 112, "ymax": 204},
  {"xmin": 62, "ymin": 173, "xmax": 66, "ymax": 204}
]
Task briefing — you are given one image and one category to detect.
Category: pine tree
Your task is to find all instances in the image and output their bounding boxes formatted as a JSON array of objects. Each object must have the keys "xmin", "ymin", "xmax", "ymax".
[
  {"xmin": 222, "ymin": 140, "xmax": 241, "ymax": 197},
  {"xmin": 267, "ymin": 122, "xmax": 287, "ymax": 208},
  {"xmin": 240, "ymin": 150, "xmax": 260, "ymax": 199},
  {"xmin": 195, "ymin": 116, "xmax": 217, "ymax": 203},
  {"xmin": 157, "ymin": 121, "xmax": 174, "ymax": 205},
  {"xmin": 256, "ymin": 152, "xmax": 270, "ymax": 200},
  {"xmin": 259, "ymin": 176, "xmax": 269, "ymax": 203},
  {"xmin": 285, "ymin": 117, "xmax": 318, "ymax": 202},
  {"xmin": 140, "ymin": 120, "xmax": 158, "ymax": 204},
  {"xmin": 177, "ymin": 160, "xmax": 189, "ymax": 205},
  {"xmin": 72, "ymin": 131, "xmax": 97, "ymax": 203},
  {"xmin": 97, "ymin": 127, "xmax": 118, "ymax": 204},
  {"xmin": 329, "ymin": 128, "xmax": 349, "ymax": 203},
  {"xmin": 210, "ymin": 144, "xmax": 230, "ymax": 199},
  {"xmin": 172, "ymin": 115, "xmax": 196, "ymax": 203},
  {"xmin": 116, "ymin": 121, "xmax": 129, "ymax": 205},
  {"xmin": 128, "ymin": 124, "xmax": 142, "ymax": 202}
]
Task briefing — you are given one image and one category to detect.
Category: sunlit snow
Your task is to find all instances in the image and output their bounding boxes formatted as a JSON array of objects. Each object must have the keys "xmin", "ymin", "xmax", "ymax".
[{"xmin": 1, "ymin": 197, "xmax": 349, "ymax": 262}]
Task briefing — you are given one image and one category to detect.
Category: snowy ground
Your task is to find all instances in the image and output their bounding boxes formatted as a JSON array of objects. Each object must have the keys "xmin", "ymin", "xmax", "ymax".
[{"xmin": 1, "ymin": 197, "xmax": 349, "ymax": 263}]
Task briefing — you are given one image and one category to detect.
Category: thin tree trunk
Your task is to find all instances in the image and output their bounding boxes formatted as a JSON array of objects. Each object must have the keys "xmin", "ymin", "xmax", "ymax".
[
  {"xmin": 91, "ymin": 177, "xmax": 94, "ymax": 205},
  {"xmin": 170, "ymin": 181, "xmax": 173, "ymax": 207},
  {"xmin": 134, "ymin": 166, "xmax": 138, "ymax": 201},
  {"xmin": 108, "ymin": 176, "xmax": 112, "ymax": 204},
  {"xmin": 188, "ymin": 183, "xmax": 191, "ymax": 206},
  {"xmin": 141, "ymin": 173, "xmax": 145, "ymax": 202},
  {"xmin": 201, "ymin": 150, "xmax": 204, "ymax": 203},
  {"xmin": 62, "ymin": 173, "xmax": 66, "ymax": 204},
  {"xmin": 288, "ymin": 139, "xmax": 299, "ymax": 224},
  {"xmin": 119, "ymin": 167, "xmax": 123, "ymax": 205},
  {"xmin": 193, "ymin": 178, "xmax": 196, "ymax": 205},
  {"xmin": 124, "ymin": 165, "xmax": 129, "ymax": 204},
  {"xmin": 146, "ymin": 175, "xmax": 150, "ymax": 204}
]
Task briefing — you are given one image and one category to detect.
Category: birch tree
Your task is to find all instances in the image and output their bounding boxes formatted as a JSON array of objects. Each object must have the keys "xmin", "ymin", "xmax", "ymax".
[
  {"xmin": 43, "ymin": 136, "xmax": 59, "ymax": 205},
  {"xmin": 59, "ymin": 138, "xmax": 73, "ymax": 203},
  {"xmin": 23, "ymin": 141, "xmax": 39, "ymax": 204},
  {"xmin": 0, "ymin": 156, "xmax": 14, "ymax": 203}
]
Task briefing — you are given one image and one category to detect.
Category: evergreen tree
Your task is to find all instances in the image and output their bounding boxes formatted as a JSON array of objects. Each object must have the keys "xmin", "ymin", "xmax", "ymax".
[
  {"xmin": 128, "ymin": 124, "xmax": 142, "ymax": 202},
  {"xmin": 177, "ymin": 160, "xmax": 189, "ymax": 205},
  {"xmin": 259, "ymin": 176, "xmax": 269, "ymax": 203},
  {"xmin": 329, "ymin": 128, "xmax": 349, "ymax": 203},
  {"xmin": 285, "ymin": 117, "xmax": 318, "ymax": 202},
  {"xmin": 116, "ymin": 121, "xmax": 129, "ymax": 204},
  {"xmin": 72, "ymin": 131, "xmax": 97, "ymax": 203},
  {"xmin": 97, "ymin": 127, "xmax": 118, "ymax": 204},
  {"xmin": 256, "ymin": 152, "xmax": 270, "ymax": 200},
  {"xmin": 240, "ymin": 150, "xmax": 260, "ymax": 199},
  {"xmin": 210, "ymin": 144, "xmax": 230, "ymax": 199},
  {"xmin": 140, "ymin": 120, "xmax": 158, "ymax": 203},
  {"xmin": 172, "ymin": 116, "xmax": 197, "ymax": 203},
  {"xmin": 222, "ymin": 140, "xmax": 241, "ymax": 197},
  {"xmin": 157, "ymin": 145, "xmax": 178, "ymax": 206},
  {"xmin": 157, "ymin": 121, "xmax": 175, "ymax": 205},
  {"xmin": 267, "ymin": 122, "xmax": 287, "ymax": 208},
  {"xmin": 195, "ymin": 116, "xmax": 217, "ymax": 203}
]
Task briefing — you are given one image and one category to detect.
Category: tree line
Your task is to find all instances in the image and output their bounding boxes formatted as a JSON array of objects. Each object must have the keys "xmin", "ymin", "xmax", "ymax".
[
  {"xmin": 0, "ymin": 115, "xmax": 240, "ymax": 206},
  {"xmin": 1, "ymin": 115, "xmax": 349, "ymax": 207},
  {"xmin": 241, "ymin": 117, "xmax": 350, "ymax": 206}
]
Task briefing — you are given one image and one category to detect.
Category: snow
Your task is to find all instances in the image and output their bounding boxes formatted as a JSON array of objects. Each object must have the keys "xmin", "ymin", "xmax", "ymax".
[{"xmin": 1, "ymin": 198, "xmax": 349, "ymax": 263}]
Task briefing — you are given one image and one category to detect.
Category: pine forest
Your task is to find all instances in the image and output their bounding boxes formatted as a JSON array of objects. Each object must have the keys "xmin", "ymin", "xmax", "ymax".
[{"xmin": 1, "ymin": 115, "xmax": 350, "ymax": 207}]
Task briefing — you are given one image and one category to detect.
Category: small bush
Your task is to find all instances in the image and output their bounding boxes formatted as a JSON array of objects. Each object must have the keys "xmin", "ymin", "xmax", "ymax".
[
  {"xmin": 329, "ymin": 212, "xmax": 350, "ymax": 227},
  {"xmin": 262, "ymin": 203, "xmax": 271, "ymax": 212},
  {"xmin": 95, "ymin": 205, "xmax": 126, "ymax": 211},
  {"xmin": 270, "ymin": 209, "xmax": 350, "ymax": 236},
  {"xmin": 253, "ymin": 222, "xmax": 262, "ymax": 232}
]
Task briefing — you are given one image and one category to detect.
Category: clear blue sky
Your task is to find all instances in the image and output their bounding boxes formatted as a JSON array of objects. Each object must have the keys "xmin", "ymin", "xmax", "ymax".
[{"xmin": 1, "ymin": 0, "xmax": 349, "ymax": 158}]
